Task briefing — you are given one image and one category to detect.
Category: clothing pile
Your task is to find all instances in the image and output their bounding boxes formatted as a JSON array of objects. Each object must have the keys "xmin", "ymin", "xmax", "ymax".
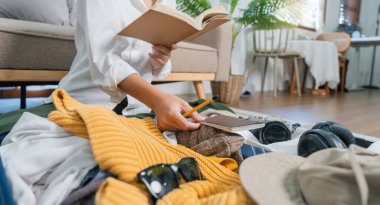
[
  {"xmin": 0, "ymin": 89, "xmax": 252, "ymax": 205},
  {"xmin": 1, "ymin": 89, "xmax": 380, "ymax": 205}
]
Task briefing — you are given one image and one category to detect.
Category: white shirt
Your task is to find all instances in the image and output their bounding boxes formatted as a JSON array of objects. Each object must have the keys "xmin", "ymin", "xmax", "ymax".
[{"xmin": 46, "ymin": 0, "xmax": 175, "ymax": 113}]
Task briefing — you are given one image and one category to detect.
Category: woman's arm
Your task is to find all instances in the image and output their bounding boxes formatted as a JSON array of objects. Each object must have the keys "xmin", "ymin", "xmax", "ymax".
[{"xmin": 118, "ymin": 74, "xmax": 204, "ymax": 131}]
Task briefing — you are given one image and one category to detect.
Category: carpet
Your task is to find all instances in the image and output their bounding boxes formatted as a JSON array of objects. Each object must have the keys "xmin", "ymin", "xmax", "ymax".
[{"xmin": 231, "ymin": 107, "xmax": 379, "ymax": 143}]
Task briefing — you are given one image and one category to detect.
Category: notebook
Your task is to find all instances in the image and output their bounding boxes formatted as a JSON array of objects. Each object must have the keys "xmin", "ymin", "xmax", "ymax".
[
  {"xmin": 202, "ymin": 115, "xmax": 265, "ymax": 132},
  {"xmin": 118, "ymin": 3, "xmax": 229, "ymax": 47}
]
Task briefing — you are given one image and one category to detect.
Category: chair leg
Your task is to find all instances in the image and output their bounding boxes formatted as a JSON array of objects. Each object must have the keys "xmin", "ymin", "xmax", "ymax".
[
  {"xmin": 20, "ymin": 85, "xmax": 27, "ymax": 109},
  {"xmin": 302, "ymin": 61, "xmax": 309, "ymax": 93},
  {"xmin": 341, "ymin": 63, "xmax": 346, "ymax": 93},
  {"xmin": 193, "ymin": 81, "xmax": 206, "ymax": 99},
  {"xmin": 294, "ymin": 58, "xmax": 302, "ymax": 97},
  {"xmin": 273, "ymin": 57, "xmax": 278, "ymax": 97},
  {"xmin": 261, "ymin": 57, "xmax": 269, "ymax": 92}
]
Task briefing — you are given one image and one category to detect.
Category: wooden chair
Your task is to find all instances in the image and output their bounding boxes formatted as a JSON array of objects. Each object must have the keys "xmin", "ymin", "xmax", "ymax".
[
  {"xmin": 251, "ymin": 28, "xmax": 302, "ymax": 97},
  {"xmin": 316, "ymin": 32, "xmax": 351, "ymax": 95}
]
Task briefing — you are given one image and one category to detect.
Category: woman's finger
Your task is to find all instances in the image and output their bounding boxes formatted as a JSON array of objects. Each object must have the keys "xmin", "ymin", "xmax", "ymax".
[
  {"xmin": 150, "ymin": 51, "xmax": 169, "ymax": 62},
  {"xmin": 173, "ymin": 112, "xmax": 200, "ymax": 131},
  {"xmin": 182, "ymin": 103, "xmax": 205, "ymax": 122},
  {"xmin": 189, "ymin": 111, "xmax": 205, "ymax": 123},
  {"xmin": 153, "ymin": 45, "xmax": 171, "ymax": 55},
  {"xmin": 149, "ymin": 53, "xmax": 167, "ymax": 66},
  {"xmin": 153, "ymin": 49, "xmax": 171, "ymax": 59}
]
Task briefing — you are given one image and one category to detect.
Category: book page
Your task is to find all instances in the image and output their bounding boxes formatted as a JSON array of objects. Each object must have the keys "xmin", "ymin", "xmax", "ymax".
[
  {"xmin": 119, "ymin": 3, "xmax": 230, "ymax": 46},
  {"xmin": 195, "ymin": 6, "xmax": 228, "ymax": 25}
]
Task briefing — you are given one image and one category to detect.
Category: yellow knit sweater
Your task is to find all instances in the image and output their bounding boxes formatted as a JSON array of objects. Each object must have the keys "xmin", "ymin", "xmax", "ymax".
[{"xmin": 48, "ymin": 89, "xmax": 254, "ymax": 205}]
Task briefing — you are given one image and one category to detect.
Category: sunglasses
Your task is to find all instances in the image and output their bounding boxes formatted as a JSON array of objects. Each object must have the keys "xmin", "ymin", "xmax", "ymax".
[{"xmin": 137, "ymin": 157, "xmax": 203, "ymax": 204}]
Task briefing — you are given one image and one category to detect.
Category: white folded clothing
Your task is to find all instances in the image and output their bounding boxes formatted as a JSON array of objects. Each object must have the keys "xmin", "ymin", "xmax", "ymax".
[{"xmin": 0, "ymin": 112, "xmax": 97, "ymax": 205}]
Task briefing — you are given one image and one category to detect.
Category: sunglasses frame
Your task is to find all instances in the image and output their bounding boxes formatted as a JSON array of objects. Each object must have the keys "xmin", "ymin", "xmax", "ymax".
[{"xmin": 137, "ymin": 157, "xmax": 203, "ymax": 204}]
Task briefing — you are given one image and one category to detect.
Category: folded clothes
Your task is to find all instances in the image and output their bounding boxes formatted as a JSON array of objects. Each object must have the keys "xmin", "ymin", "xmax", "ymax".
[
  {"xmin": 48, "ymin": 89, "xmax": 253, "ymax": 205},
  {"xmin": 0, "ymin": 113, "xmax": 97, "ymax": 205}
]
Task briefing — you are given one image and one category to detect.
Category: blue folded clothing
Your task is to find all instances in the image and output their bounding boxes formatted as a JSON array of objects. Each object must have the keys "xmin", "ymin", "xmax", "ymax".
[
  {"xmin": 240, "ymin": 144, "xmax": 272, "ymax": 159},
  {"xmin": 0, "ymin": 158, "xmax": 15, "ymax": 205}
]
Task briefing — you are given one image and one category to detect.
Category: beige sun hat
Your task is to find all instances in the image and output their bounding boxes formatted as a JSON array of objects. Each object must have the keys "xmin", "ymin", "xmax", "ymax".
[{"xmin": 239, "ymin": 145, "xmax": 380, "ymax": 205}]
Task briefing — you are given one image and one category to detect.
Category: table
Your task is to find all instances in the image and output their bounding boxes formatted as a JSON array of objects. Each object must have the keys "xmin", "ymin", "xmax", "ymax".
[
  {"xmin": 287, "ymin": 40, "xmax": 340, "ymax": 89},
  {"xmin": 351, "ymin": 37, "xmax": 380, "ymax": 46}
]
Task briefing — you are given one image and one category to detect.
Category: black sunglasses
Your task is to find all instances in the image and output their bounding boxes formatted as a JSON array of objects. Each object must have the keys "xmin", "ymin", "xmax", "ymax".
[{"xmin": 137, "ymin": 157, "xmax": 203, "ymax": 205}]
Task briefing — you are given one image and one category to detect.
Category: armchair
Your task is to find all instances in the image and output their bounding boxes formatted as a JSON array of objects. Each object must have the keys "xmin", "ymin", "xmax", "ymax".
[{"xmin": 0, "ymin": 17, "xmax": 231, "ymax": 108}]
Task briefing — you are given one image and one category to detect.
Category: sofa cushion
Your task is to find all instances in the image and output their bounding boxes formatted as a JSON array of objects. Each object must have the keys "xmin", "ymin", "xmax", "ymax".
[
  {"xmin": 172, "ymin": 42, "xmax": 217, "ymax": 73},
  {"xmin": 0, "ymin": 18, "xmax": 75, "ymax": 70},
  {"xmin": 0, "ymin": 18, "xmax": 74, "ymax": 40},
  {"xmin": 0, "ymin": 0, "xmax": 70, "ymax": 26}
]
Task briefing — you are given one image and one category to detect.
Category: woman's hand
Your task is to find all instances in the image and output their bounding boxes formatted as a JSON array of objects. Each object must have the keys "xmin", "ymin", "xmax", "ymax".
[
  {"xmin": 118, "ymin": 74, "xmax": 204, "ymax": 131},
  {"xmin": 149, "ymin": 44, "xmax": 177, "ymax": 71},
  {"xmin": 152, "ymin": 92, "xmax": 205, "ymax": 131}
]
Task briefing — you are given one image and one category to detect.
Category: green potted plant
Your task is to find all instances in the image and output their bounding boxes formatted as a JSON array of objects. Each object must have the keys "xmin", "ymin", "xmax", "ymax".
[{"xmin": 177, "ymin": 0, "xmax": 310, "ymax": 104}]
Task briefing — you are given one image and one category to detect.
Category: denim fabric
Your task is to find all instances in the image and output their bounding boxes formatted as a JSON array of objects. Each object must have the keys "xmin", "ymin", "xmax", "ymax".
[
  {"xmin": 60, "ymin": 179, "xmax": 104, "ymax": 205},
  {"xmin": 76, "ymin": 166, "xmax": 100, "ymax": 189},
  {"xmin": 0, "ymin": 158, "xmax": 15, "ymax": 205},
  {"xmin": 240, "ymin": 144, "xmax": 271, "ymax": 159}
]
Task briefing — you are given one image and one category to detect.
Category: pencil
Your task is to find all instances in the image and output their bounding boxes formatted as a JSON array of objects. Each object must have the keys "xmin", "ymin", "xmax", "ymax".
[{"xmin": 182, "ymin": 96, "xmax": 218, "ymax": 117}]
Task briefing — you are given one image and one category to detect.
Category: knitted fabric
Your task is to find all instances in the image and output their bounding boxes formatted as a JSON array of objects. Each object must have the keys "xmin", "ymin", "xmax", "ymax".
[{"xmin": 48, "ymin": 89, "xmax": 254, "ymax": 205}]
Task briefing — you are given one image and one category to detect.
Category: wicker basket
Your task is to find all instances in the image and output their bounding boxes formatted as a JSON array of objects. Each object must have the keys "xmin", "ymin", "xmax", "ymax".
[{"xmin": 211, "ymin": 75, "xmax": 244, "ymax": 105}]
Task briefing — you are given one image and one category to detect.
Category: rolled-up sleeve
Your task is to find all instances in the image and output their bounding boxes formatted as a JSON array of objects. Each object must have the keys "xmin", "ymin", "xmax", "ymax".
[{"xmin": 78, "ymin": 0, "xmax": 138, "ymax": 99}]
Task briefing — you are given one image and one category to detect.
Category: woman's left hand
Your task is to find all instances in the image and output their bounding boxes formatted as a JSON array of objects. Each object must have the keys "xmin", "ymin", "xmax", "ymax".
[{"xmin": 149, "ymin": 44, "xmax": 177, "ymax": 71}]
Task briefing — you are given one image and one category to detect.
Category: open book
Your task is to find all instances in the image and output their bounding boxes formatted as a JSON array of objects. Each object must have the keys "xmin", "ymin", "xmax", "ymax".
[
  {"xmin": 118, "ymin": 3, "xmax": 229, "ymax": 47},
  {"xmin": 202, "ymin": 115, "xmax": 265, "ymax": 132}
]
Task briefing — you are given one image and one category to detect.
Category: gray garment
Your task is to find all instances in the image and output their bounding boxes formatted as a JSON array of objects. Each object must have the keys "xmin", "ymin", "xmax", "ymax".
[{"xmin": 60, "ymin": 179, "xmax": 104, "ymax": 205}]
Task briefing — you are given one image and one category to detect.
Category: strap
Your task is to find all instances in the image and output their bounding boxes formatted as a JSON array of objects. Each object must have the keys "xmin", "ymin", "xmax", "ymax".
[
  {"xmin": 112, "ymin": 97, "xmax": 129, "ymax": 115},
  {"xmin": 348, "ymin": 146, "xmax": 369, "ymax": 205}
]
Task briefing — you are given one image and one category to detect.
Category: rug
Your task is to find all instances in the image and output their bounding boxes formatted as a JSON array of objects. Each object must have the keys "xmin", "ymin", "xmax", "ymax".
[{"xmin": 231, "ymin": 108, "xmax": 379, "ymax": 143}]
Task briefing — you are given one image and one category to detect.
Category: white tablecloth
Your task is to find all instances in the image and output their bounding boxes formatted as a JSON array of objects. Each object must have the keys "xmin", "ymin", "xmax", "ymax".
[
  {"xmin": 288, "ymin": 40, "xmax": 340, "ymax": 89},
  {"xmin": 242, "ymin": 40, "xmax": 340, "ymax": 92}
]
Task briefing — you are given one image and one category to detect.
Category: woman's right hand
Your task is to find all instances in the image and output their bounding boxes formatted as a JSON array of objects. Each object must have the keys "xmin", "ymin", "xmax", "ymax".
[
  {"xmin": 118, "ymin": 74, "xmax": 204, "ymax": 131},
  {"xmin": 152, "ymin": 92, "xmax": 205, "ymax": 131}
]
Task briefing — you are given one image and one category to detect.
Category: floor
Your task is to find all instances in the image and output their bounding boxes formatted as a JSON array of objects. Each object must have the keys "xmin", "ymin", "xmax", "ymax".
[
  {"xmin": 0, "ymin": 98, "xmax": 45, "ymax": 113},
  {"xmin": 181, "ymin": 90, "xmax": 380, "ymax": 137}
]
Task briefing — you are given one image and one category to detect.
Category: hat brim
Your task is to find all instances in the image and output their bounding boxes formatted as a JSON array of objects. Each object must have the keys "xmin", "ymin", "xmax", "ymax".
[{"xmin": 239, "ymin": 153, "xmax": 306, "ymax": 205}]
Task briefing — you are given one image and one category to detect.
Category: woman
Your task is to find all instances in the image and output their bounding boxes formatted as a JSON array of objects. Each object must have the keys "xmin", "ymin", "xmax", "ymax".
[{"xmin": 47, "ymin": 0, "xmax": 204, "ymax": 131}]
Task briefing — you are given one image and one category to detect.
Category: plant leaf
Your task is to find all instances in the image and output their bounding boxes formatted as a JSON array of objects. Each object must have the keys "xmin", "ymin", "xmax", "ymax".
[
  {"xmin": 235, "ymin": 0, "xmax": 312, "ymax": 29},
  {"xmin": 269, "ymin": 0, "xmax": 315, "ymax": 24},
  {"xmin": 176, "ymin": 0, "xmax": 212, "ymax": 17}
]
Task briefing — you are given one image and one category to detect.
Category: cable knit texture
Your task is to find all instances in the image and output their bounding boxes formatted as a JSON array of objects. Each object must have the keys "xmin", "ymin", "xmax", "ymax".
[{"xmin": 48, "ymin": 89, "xmax": 253, "ymax": 205}]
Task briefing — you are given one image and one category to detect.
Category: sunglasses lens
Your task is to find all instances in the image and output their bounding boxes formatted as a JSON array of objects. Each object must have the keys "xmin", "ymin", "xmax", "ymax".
[
  {"xmin": 139, "ymin": 165, "xmax": 179, "ymax": 199},
  {"xmin": 178, "ymin": 157, "xmax": 203, "ymax": 182}
]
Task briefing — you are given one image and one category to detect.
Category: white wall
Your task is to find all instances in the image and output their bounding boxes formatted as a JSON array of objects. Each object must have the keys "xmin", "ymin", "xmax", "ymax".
[
  {"xmin": 346, "ymin": 0, "xmax": 380, "ymax": 89},
  {"xmin": 323, "ymin": 0, "xmax": 341, "ymax": 32}
]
